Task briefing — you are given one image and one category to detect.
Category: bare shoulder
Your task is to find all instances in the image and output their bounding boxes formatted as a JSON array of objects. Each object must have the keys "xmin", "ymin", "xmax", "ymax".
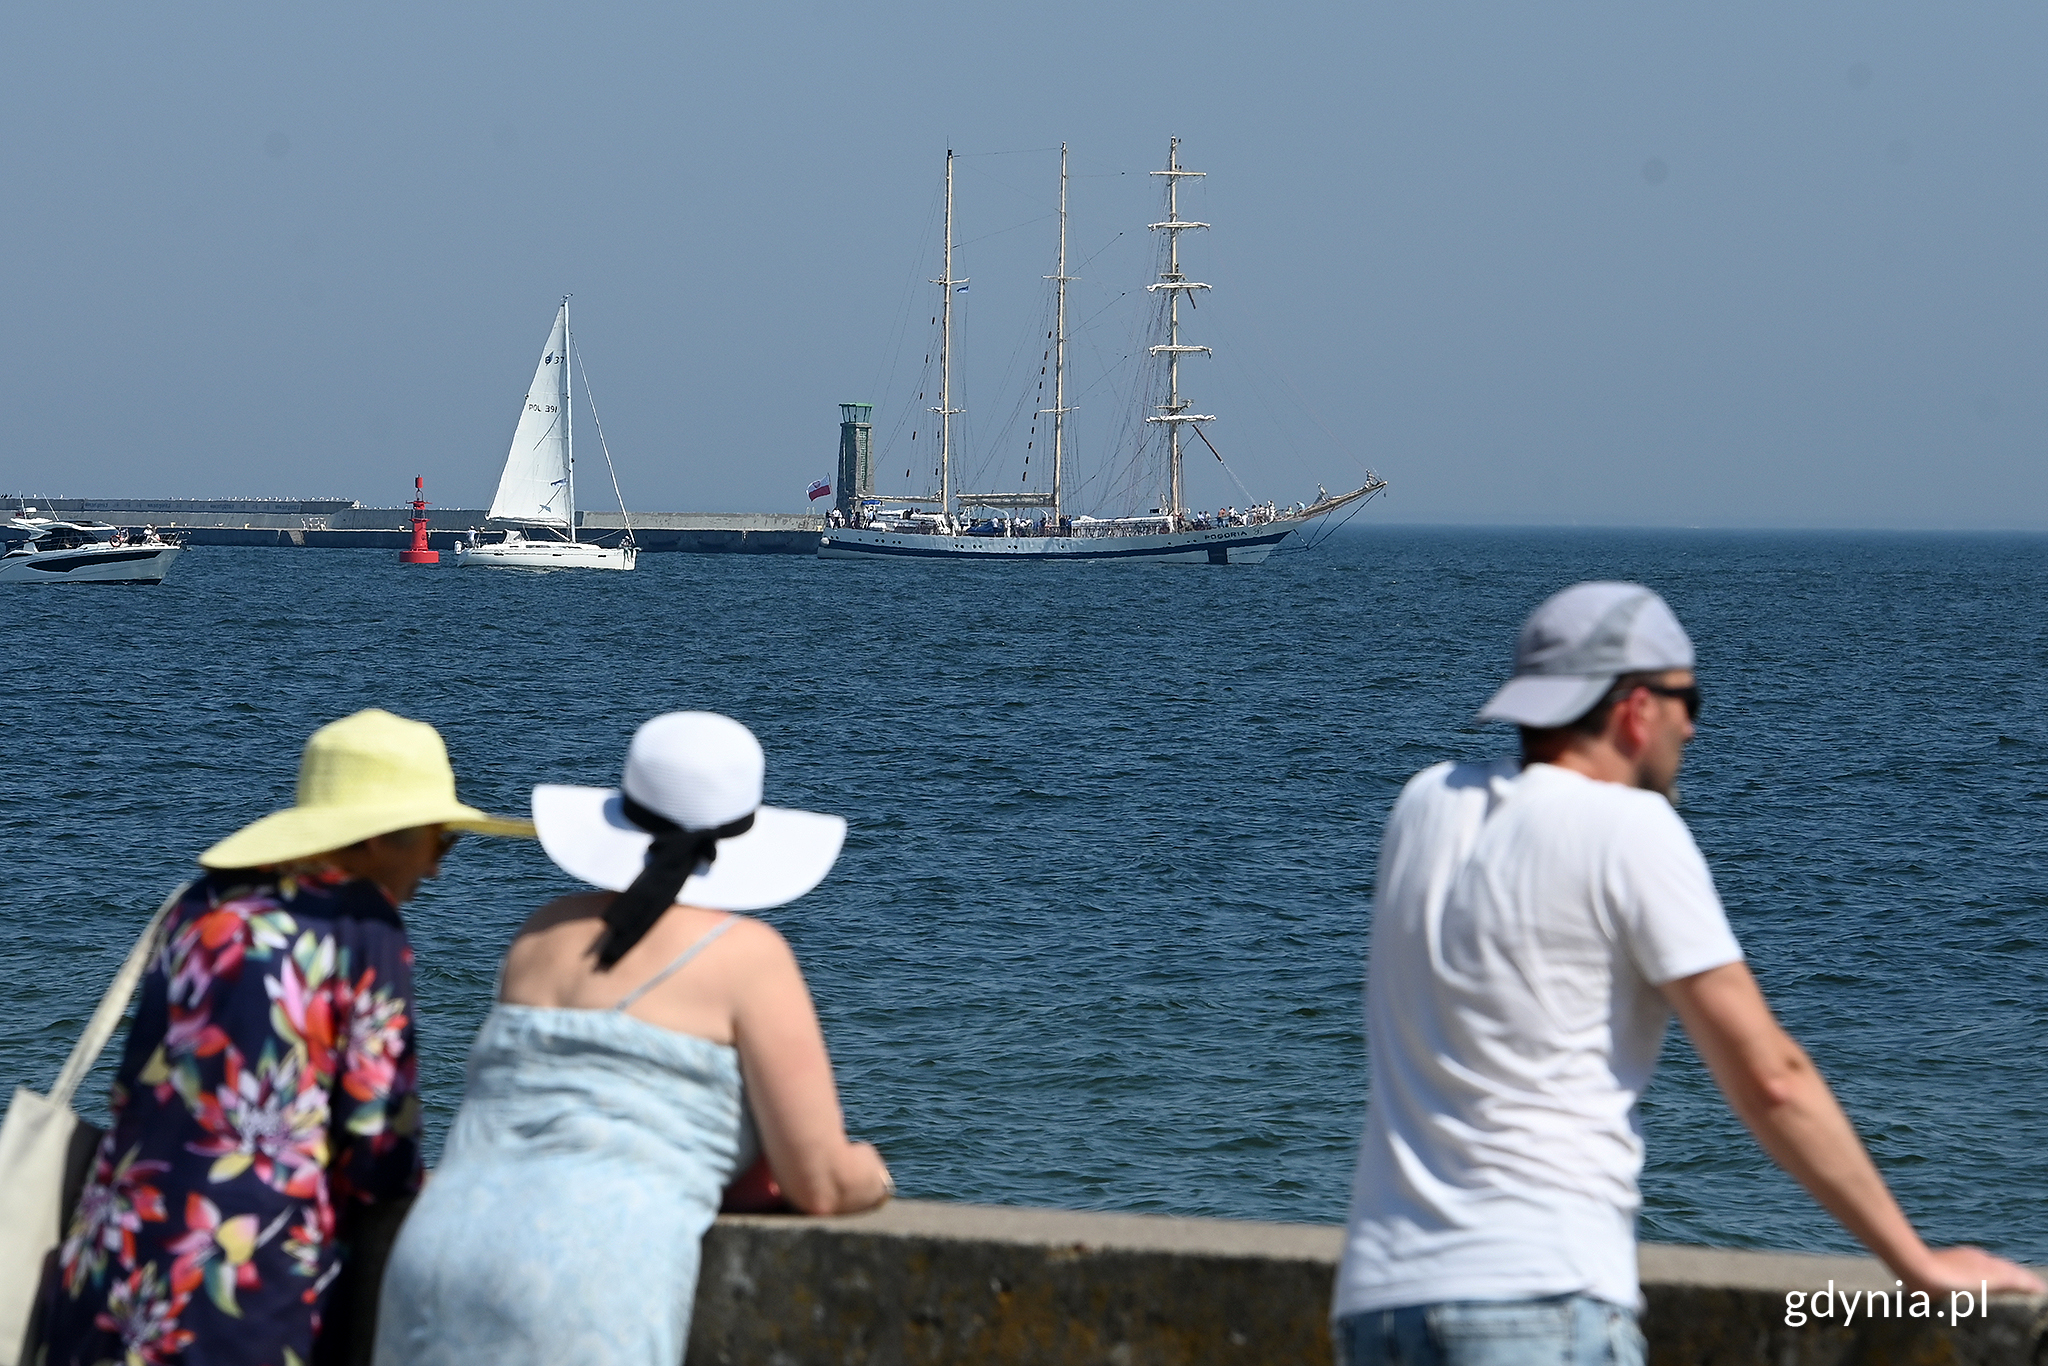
[
  {"xmin": 513, "ymin": 891, "xmax": 612, "ymax": 939},
  {"xmin": 676, "ymin": 914, "xmax": 805, "ymax": 1000},
  {"xmin": 501, "ymin": 893, "xmax": 610, "ymax": 989},
  {"xmin": 711, "ymin": 913, "xmax": 798, "ymax": 966}
]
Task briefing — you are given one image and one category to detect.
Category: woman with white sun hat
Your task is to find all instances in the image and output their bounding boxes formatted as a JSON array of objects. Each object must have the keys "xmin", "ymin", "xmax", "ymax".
[{"xmin": 373, "ymin": 711, "xmax": 893, "ymax": 1366}]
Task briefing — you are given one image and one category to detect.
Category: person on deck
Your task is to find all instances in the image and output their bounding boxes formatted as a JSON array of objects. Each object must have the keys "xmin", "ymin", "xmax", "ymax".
[
  {"xmin": 373, "ymin": 711, "xmax": 892, "ymax": 1366},
  {"xmin": 37, "ymin": 709, "xmax": 530, "ymax": 1366},
  {"xmin": 1332, "ymin": 581, "xmax": 2043, "ymax": 1366}
]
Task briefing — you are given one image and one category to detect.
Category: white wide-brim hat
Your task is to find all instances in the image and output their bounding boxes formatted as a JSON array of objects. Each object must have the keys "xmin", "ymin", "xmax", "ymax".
[{"xmin": 531, "ymin": 712, "xmax": 846, "ymax": 912}]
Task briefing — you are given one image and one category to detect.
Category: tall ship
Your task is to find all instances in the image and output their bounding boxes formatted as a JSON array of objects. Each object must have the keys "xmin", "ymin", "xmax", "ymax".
[
  {"xmin": 819, "ymin": 139, "xmax": 1386, "ymax": 564},
  {"xmin": 456, "ymin": 299, "xmax": 638, "ymax": 571}
]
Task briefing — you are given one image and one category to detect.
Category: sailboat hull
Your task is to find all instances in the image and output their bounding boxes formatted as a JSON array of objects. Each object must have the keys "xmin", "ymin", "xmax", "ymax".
[
  {"xmin": 453, "ymin": 538, "xmax": 636, "ymax": 571},
  {"xmin": 818, "ymin": 523, "xmax": 1295, "ymax": 563}
]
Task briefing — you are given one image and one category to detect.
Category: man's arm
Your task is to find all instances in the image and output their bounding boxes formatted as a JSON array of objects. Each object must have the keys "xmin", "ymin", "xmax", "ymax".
[{"xmin": 1661, "ymin": 961, "xmax": 2043, "ymax": 1295}]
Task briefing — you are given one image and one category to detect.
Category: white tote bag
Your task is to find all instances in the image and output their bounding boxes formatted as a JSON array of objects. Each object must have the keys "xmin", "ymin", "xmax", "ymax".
[{"xmin": 0, "ymin": 884, "xmax": 187, "ymax": 1366}]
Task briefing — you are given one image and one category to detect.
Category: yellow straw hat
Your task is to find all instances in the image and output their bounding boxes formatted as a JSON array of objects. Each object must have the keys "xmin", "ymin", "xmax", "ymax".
[{"xmin": 199, "ymin": 709, "xmax": 534, "ymax": 870}]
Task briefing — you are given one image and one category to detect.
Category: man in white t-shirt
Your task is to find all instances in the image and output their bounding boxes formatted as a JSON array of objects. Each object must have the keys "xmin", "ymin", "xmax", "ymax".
[{"xmin": 1332, "ymin": 581, "xmax": 2041, "ymax": 1366}]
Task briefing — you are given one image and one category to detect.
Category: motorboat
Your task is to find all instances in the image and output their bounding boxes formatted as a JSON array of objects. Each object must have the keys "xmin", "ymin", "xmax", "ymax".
[{"xmin": 0, "ymin": 517, "xmax": 183, "ymax": 584}]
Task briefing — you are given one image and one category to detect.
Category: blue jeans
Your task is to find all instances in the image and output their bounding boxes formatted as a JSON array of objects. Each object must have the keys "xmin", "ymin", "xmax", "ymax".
[{"xmin": 1335, "ymin": 1295, "xmax": 1645, "ymax": 1366}]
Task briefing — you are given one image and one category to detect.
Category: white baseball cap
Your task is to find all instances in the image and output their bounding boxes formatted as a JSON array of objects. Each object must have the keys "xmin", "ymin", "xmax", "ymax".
[
  {"xmin": 532, "ymin": 712, "xmax": 846, "ymax": 911},
  {"xmin": 1477, "ymin": 582, "xmax": 1695, "ymax": 728}
]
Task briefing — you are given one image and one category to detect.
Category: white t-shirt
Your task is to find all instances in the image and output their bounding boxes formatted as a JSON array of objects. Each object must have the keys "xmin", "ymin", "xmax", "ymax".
[{"xmin": 1333, "ymin": 760, "xmax": 1743, "ymax": 1317}]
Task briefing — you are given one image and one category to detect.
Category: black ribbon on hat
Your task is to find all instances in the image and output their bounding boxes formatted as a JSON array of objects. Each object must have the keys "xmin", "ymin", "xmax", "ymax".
[{"xmin": 594, "ymin": 793, "xmax": 756, "ymax": 970}]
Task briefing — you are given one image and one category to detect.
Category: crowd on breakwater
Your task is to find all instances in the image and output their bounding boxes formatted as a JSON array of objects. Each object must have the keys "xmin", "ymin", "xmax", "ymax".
[{"xmin": 4, "ymin": 575, "xmax": 2043, "ymax": 1366}]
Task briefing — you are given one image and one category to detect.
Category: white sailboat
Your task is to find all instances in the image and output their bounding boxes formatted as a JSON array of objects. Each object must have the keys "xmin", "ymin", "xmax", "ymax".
[
  {"xmin": 819, "ymin": 140, "xmax": 1387, "ymax": 564},
  {"xmin": 455, "ymin": 299, "xmax": 638, "ymax": 571}
]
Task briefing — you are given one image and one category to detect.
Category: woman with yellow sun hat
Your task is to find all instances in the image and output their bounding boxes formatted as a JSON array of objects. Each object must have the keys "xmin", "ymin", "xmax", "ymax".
[{"xmin": 35, "ymin": 709, "xmax": 530, "ymax": 1366}]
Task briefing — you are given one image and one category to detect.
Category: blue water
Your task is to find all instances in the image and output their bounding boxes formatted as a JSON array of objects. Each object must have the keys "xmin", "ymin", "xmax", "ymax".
[{"xmin": 2, "ymin": 530, "xmax": 2043, "ymax": 1261}]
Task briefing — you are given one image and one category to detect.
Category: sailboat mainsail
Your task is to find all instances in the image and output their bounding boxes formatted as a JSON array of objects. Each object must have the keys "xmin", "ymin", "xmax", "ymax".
[{"xmin": 488, "ymin": 305, "xmax": 573, "ymax": 528}]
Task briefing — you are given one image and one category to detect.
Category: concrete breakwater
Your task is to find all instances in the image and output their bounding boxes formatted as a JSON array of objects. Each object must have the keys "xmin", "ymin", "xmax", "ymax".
[
  {"xmin": 1, "ymin": 498, "xmax": 824, "ymax": 554},
  {"xmin": 683, "ymin": 1202, "xmax": 2046, "ymax": 1365},
  {"xmin": 330, "ymin": 1199, "xmax": 2048, "ymax": 1364}
]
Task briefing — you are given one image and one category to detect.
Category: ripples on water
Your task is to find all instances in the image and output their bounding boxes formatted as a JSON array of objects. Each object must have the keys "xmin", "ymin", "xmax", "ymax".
[{"xmin": 1, "ymin": 530, "xmax": 2042, "ymax": 1259}]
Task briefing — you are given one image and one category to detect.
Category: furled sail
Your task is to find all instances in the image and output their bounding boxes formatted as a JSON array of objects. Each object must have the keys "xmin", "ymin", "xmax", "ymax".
[{"xmin": 487, "ymin": 306, "xmax": 572, "ymax": 526}]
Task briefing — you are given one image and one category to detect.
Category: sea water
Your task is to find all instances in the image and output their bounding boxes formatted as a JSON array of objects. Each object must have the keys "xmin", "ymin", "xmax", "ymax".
[{"xmin": 1, "ymin": 529, "xmax": 2042, "ymax": 1260}]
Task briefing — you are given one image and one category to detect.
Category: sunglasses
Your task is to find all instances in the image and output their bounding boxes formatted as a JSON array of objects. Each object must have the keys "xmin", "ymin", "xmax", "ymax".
[
  {"xmin": 436, "ymin": 830, "xmax": 463, "ymax": 857},
  {"xmin": 1635, "ymin": 682, "xmax": 1701, "ymax": 722}
]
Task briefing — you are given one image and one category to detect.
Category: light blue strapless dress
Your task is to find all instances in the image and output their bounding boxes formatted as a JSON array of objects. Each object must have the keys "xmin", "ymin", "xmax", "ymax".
[{"xmin": 372, "ymin": 1002, "xmax": 752, "ymax": 1365}]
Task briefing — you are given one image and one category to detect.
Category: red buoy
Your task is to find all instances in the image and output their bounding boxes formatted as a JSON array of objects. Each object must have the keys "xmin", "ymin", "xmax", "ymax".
[{"xmin": 400, "ymin": 476, "xmax": 440, "ymax": 564}]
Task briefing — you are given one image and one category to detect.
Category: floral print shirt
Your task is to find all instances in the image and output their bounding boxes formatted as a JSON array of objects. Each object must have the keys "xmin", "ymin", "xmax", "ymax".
[{"xmin": 40, "ymin": 870, "xmax": 424, "ymax": 1366}]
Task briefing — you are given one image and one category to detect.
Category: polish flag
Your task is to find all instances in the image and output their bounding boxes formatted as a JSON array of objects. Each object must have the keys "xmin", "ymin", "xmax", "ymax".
[{"xmin": 807, "ymin": 479, "xmax": 832, "ymax": 501}]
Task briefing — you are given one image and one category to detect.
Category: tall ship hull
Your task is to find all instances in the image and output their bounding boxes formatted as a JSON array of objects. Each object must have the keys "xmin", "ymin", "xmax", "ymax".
[
  {"xmin": 818, "ymin": 141, "xmax": 1385, "ymax": 565},
  {"xmin": 821, "ymin": 524, "xmax": 1288, "ymax": 563},
  {"xmin": 818, "ymin": 487, "xmax": 1379, "ymax": 562}
]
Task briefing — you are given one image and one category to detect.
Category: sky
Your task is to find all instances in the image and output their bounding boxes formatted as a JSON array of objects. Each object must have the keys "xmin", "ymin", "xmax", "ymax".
[{"xmin": 5, "ymin": 2, "xmax": 2046, "ymax": 529}]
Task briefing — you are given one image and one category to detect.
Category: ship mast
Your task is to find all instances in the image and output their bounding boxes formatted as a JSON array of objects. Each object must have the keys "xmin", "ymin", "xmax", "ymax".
[
  {"xmin": 1146, "ymin": 137, "xmax": 1213, "ymax": 523},
  {"xmin": 1044, "ymin": 143, "xmax": 1073, "ymax": 524},
  {"xmin": 932, "ymin": 149, "xmax": 966, "ymax": 520},
  {"xmin": 561, "ymin": 296, "xmax": 575, "ymax": 541}
]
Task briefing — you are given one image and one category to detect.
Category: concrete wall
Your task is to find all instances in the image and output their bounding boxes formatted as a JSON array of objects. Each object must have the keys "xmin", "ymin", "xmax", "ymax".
[
  {"xmin": 580, "ymin": 511, "xmax": 822, "ymax": 554},
  {"xmin": 3, "ymin": 497, "xmax": 362, "ymax": 516},
  {"xmin": 684, "ymin": 1201, "xmax": 2048, "ymax": 1366},
  {"xmin": 581, "ymin": 511, "xmax": 823, "ymax": 532},
  {"xmin": 3, "ymin": 499, "xmax": 825, "ymax": 554},
  {"xmin": 159, "ymin": 524, "xmax": 821, "ymax": 553}
]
